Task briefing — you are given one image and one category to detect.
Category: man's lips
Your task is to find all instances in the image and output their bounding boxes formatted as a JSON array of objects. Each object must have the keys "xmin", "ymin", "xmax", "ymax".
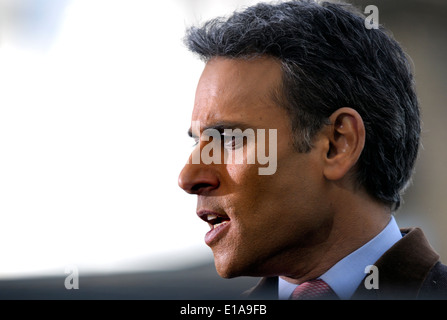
[
  {"xmin": 197, "ymin": 210, "xmax": 231, "ymax": 245},
  {"xmin": 197, "ymin": 210, "xmax": 231, "ymax": 226}
]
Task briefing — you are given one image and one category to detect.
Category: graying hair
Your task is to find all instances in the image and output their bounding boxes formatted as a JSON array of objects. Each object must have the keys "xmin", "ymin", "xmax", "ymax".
[{"xmin": 184, "ymin": 0, "xmax": 421, "ymax": 210}]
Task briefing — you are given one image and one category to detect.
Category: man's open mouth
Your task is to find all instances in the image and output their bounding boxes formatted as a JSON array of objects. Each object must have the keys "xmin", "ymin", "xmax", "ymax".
[
  {"xmin": 197, "ymin": 210, "xmax": 231, "ymax": 245},
  {"xmin": 206, "ymin": 214, "xmax": 231, "ymax": 229}
]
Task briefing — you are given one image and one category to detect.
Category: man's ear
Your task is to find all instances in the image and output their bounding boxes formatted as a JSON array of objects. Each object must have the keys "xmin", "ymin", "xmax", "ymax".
[{"xmin": 323, "ymin": 107, "xmax": 365, "ymax": 181}]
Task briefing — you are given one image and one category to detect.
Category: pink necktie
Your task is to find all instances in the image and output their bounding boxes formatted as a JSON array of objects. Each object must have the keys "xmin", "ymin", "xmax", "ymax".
[{"xmin": 289, "ymin": 279, "xmax": 338, "ymax": 300}]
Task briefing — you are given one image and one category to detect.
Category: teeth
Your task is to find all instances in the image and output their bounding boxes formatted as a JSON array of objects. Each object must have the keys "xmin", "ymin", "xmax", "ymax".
[
  {"xmin": 207, "ymin": 214, "xmax": 217, "ymax": 221},
  {"xmin": 213, "ymin": 220, "xmax": 229, "ymax": 229}
]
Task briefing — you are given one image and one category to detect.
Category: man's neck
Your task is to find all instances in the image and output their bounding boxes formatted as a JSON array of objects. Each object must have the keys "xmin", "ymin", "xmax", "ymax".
[{"xmin": 279, "ymin": 192, "xmax": 391, "ymax": 285}]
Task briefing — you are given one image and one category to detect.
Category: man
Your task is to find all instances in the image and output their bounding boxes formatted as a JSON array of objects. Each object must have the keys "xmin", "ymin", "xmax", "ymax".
[{"xmin": 178, "ymin": 0, "xmax": 447, "ymax": 299}]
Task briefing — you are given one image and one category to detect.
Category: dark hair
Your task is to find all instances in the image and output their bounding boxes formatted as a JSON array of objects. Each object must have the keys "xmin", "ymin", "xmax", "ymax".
[{"xmin": 184, "ymin": 0, "xmax": 421, "ymax": 210}]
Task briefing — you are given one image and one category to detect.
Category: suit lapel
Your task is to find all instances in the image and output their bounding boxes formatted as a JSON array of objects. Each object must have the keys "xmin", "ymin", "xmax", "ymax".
[
  {"xmin": 353, "ymin": 227, "xmax": 440, "ymax": 299},
  {"xmin": 243, "ymin": 276, "xmax": 278, "ymax": 299}
]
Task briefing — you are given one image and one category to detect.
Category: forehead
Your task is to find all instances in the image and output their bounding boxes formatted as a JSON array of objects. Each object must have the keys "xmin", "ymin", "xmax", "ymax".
[{"xmin": 192, "ymin": 56, "xmax": 285, "ymax": 126}]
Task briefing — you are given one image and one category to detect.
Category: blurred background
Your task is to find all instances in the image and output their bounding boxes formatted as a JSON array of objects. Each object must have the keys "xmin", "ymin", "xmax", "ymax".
[{"xmin": 0, "ymin": 0, "xmax": 445, "ymax": 299}]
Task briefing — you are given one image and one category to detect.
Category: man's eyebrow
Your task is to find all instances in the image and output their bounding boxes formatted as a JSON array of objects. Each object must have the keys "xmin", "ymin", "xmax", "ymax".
[{"xmin": 187, "ymin": 121, "xmax": 252, "ymax": 138}]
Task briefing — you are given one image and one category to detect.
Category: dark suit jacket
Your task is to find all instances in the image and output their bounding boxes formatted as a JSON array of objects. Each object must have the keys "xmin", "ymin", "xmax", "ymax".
[{"xmin": 244, "ymin": 227, "xmax": 447, "ymax": 299}]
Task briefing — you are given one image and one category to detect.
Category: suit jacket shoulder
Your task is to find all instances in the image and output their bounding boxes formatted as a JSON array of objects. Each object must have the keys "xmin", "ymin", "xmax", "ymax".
[
  {"xmin": 353, "ymin": 227, "xmax": 447, "ymax": 299},
  {"xmin": 419, "ymin": 261, "xmax": 447, "ymax": 299}
]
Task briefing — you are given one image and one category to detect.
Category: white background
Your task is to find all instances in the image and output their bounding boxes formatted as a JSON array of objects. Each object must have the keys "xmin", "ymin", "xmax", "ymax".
[{"xmin": 0, "ymin": 0, "xmax": 260, "ymax": 278}]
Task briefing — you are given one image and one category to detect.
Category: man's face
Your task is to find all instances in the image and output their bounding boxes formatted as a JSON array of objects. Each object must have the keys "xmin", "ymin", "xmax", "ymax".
[{"xmin": 178, "ymin": 57, "xmax": 332, "ymax": 278}]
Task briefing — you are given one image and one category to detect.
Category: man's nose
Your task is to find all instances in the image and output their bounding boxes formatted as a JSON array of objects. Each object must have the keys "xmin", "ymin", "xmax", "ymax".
[{"xmin": 178, "ymin": 160, "xmax": 220, "ymax": 195}]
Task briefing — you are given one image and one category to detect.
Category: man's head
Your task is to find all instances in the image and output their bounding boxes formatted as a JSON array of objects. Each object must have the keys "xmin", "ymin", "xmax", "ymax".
[{"xmin": 178, "ymin": 1, "xmax": 420, "ymax": 279}]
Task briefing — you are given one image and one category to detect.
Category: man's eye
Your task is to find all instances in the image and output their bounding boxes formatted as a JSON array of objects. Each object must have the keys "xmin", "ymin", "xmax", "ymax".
[
  {"xmin": 222, "ymin": 134, "xmax": 242, "ymax": 150},
  {"xmin": 192, "ymin": 138, "xmax": 199, "ymax": 147}
]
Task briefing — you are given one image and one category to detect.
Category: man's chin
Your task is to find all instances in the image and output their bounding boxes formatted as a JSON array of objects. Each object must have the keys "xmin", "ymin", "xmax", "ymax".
[
  {"xmin": 213, "ymin": 254, "xmax": 244, "ymax": 279},
  {"xmin": 213, "ymin": 253, "xmax": 261, "ymax": 279},
  {"xmin": 214, "ymin": 261, "xmax": 239, "ymax": 279},
  {"xmin": 213, "ymin": 250, "xmax": 284, "ymax": 279}
]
